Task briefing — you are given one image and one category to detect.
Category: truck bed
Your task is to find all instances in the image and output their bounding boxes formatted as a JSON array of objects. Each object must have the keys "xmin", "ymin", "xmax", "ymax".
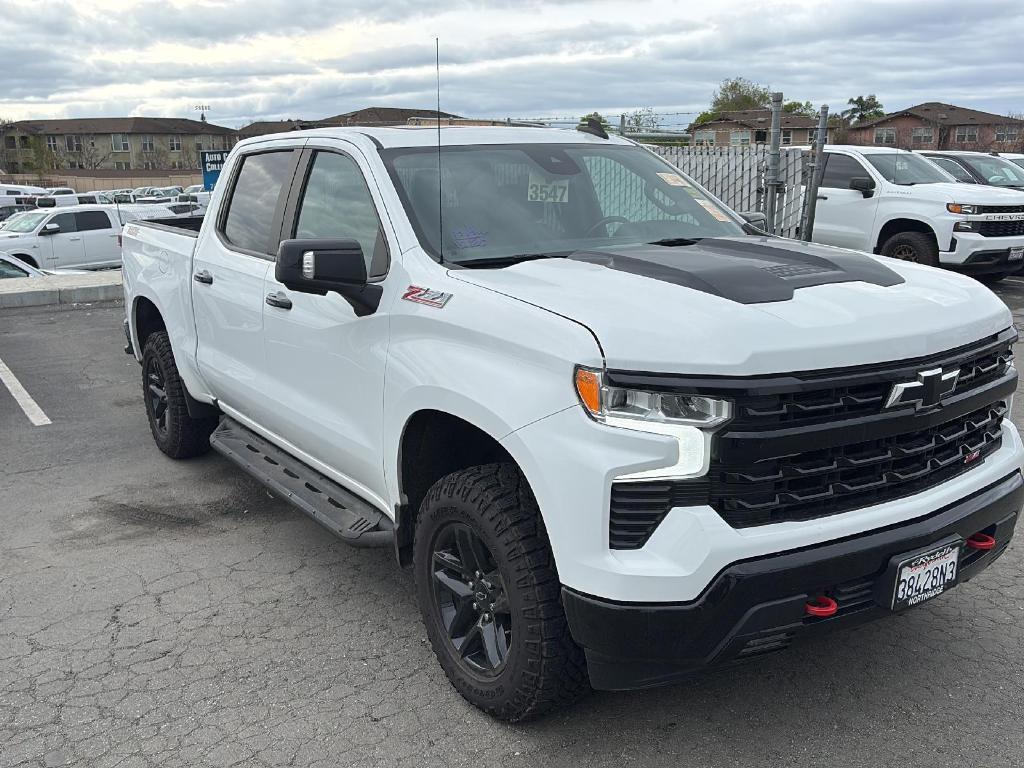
[{"xmin": 135, "ymin": 215, "xmax": 204, "ymax": 235}]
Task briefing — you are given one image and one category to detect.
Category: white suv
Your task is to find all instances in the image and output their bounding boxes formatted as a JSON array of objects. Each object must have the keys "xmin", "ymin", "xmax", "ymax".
[{"xmin": 806, "ymin": 145, "xmax": 1024, "ymax": 280}]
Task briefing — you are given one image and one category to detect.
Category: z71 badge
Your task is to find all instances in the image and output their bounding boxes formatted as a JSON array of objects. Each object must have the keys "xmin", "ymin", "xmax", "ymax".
[{"xmin": 402, "ymin": 285, "xmax": 453, "ymax": 309}]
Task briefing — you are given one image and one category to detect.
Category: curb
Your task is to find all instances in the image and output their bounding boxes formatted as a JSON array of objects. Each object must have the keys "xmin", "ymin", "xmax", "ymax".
[{"xmin": 0, "ymin": 272, "xmax": 123, "ymax": 309}]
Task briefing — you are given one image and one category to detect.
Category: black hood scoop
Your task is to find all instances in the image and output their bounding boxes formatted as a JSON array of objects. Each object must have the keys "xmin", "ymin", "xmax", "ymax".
[{"xmin": 567, "ymin": 236, "xmax": 905, "ymax": 304}]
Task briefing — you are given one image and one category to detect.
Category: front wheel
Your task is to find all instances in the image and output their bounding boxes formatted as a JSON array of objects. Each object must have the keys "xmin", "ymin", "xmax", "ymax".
[
  {"xmin": 414, "ymin": 464, "xmax": 589, "ymax": 721},
  {"xmin": 141, "ymin": 331, "xmax": 217, "ymax": 458},
  {"xmin": 880, "ymin": 231, "xmax": 939, "ymax": 267}
]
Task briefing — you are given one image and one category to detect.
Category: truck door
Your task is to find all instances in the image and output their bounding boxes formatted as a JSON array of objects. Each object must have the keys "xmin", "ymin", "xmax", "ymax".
[
  {"xmin": 192, "ymin": 146, "xmax": 302, "ymax": 419},
  {"xmin": 43, "ymin": 212, "xmax": 87, "ymax": 268},
  {"xmin": 75, "ymin": 209, "xmax": 120, "ymax": 268},
  {"xmin": 809, "ymin": 152, "xmax": 880, "ymax": 251},
  {"xmin": 260, "ymin": 146, "xmax": 394, "ymax": 504}
]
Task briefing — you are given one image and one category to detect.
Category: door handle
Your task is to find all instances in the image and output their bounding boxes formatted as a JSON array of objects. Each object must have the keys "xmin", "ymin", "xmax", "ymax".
[
  {"xmin": 193, "ymin": 270, "xmax": 214, "ymax": 285},
  {"xmin": 265, "ymin": 291, "xmax": 292, "ymax": 310},
  {"xmin": 816, "ymin": 195, "xmax": 828, "ymax": 201},
  {"xmin": 69, "ymin": 236, "xmax": 82, "ymax": 241}
]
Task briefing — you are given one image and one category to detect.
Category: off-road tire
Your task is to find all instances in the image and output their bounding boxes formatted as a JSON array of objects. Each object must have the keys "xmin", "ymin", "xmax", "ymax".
[
  {"xmin": 880, "ymin": 231, "xmax": 939, "ymax": 267},
  {"xmin": 141, "ymin": 331, "xmax": 217, "ymax": 459},
  {"xmin": 414, "ymin": 463, "xmax": 589, "ymax": 721}
]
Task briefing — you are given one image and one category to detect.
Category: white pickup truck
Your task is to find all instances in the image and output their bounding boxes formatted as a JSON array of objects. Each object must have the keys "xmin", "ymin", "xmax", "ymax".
[
  {"xmin": 122, "ymin": 126, "xmax": 1023, "ymax": 721},
  {"xmin": 808, "ymin": 145, "xmax": 1024, "ymax": 280}
]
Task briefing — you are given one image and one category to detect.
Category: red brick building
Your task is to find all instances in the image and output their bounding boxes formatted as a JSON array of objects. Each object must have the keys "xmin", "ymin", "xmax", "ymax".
[{"xmin": 845, "ymin": 102, "xmax": 1024, "ymax": 151}]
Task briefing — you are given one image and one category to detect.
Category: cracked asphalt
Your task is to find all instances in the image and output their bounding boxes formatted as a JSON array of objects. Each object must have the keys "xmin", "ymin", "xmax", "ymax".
[{"xmin": 3, "ymin": 283, "xmax": 1024, "ymax": 768}]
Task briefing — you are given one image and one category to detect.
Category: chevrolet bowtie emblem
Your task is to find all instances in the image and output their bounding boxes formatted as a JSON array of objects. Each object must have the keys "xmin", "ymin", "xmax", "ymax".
[{"xmin": 884, "ymin": 368, "xmax": 960, "ymax": 411}]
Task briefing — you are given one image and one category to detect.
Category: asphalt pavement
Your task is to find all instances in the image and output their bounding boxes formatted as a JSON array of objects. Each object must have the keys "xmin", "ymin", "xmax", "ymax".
[{"xmin": 2, "ymin": 285, "xmax": 1024, "ymax": 768}]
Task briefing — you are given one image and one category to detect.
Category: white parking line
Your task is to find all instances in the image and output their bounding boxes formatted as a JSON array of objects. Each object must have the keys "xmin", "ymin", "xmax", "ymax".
[{"xmin": 0, "ymin": 355, "xmax": 51, "ymax": 426}]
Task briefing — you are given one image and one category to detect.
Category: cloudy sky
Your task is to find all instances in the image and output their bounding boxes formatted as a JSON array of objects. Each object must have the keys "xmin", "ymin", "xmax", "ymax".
[{"xmin": 3, "ymin": 0, "xmax": 1023, "ymax": 128}]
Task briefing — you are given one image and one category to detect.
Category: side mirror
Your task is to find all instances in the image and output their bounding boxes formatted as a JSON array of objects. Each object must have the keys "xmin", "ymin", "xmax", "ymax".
[
  {"xmin": 276, "ymin": 238, "xmax": 382, "ymax": 316},
  {"xmin": 739, "ymin": 210, "xmax": 768, "ymax": 231},
  {"xmin": 40, "ymin": 222, "xmax": 60, "ymax": 235},
  {"xmin": 849, "ymin": 177, "xmax": 876, "ymax": 197}
]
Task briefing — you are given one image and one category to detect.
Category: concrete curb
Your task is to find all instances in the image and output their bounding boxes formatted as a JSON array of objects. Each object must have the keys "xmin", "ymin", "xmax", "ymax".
[{"xmin": 0, "ymin": 271, "xmax": 122, "ymax": 309}]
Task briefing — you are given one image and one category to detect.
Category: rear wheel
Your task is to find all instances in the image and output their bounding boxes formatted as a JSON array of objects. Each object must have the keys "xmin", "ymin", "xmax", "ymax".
[
  {"xmin": 141, "ymin": 331, "xmax": 217, "ymax": 458},
  {"xmin": 414, "ymin": 463, "xmax": 589, "ymax": 721},
  {"xmin": 880, "ymin": 231, "xmax": 939, "ymax": 267}
]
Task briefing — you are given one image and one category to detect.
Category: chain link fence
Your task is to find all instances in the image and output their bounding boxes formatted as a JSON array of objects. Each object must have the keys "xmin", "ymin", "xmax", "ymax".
[{"xmin": 651, "ymin": 146, "xmax": 807, "ymax": 238}]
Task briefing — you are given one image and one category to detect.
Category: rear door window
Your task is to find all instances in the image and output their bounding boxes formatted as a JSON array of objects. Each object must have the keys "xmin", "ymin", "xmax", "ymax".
[
  {"xmin": 75, "ymin": 210, "xmax": 113, "ymax": 231},
  {"xmin": 221, "ymin": 150, "xmax": 296, "ymax": 256}
]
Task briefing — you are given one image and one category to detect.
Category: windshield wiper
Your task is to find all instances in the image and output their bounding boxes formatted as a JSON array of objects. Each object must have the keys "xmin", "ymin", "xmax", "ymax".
[
  {"xmin": 648, "ymin": 237, "xmax": 701, "ymax": 246},
  {"xmin": 458, "ymin": 252, "xmax": 570, "ymax": 268}
]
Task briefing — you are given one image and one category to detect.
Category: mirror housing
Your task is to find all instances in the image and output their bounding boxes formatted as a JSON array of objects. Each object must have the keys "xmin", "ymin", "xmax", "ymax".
[
  {"xmin": 739, "ymin": 210, "xmax": 768, "ymax": 232},
  {"xmin": 39, "ymin": 222, "xmax": 60, "ymax": 235},
  {"xmin": 849, "ymin": 176, "xmax": 876, "ymax": 197},
  {"xmin": 275, "ymin": 238, "xmax": 382, "ymax": 316}
]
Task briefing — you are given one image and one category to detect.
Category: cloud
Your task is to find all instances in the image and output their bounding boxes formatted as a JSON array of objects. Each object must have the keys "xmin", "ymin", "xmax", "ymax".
[{"xmin": 1, "ymin": 0, "xmax": 1022, "ymax": 127}]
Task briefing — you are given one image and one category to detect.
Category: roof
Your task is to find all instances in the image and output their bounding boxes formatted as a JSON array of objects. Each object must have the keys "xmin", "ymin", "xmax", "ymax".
[
  {"xmin": 691, "ymin": 109, "xmax": 819, "ymax": 131},
  {"xmin": 789, "ymin": 144, "xmax": 920, "ymax": 155},
  {"xmin": 9, "ymin": 117, "xmax": 235, "ymax": 135},
  {"xmin": 236, "ymin": 119, "xmax": 331, "ymax": 137},
  {"xmin": 238, "ymin": 124, "xmax": 633, "ymax": 150},
  {"xmin": 854, "ymin": 102, "xmax": 1024, "ymax": 129},
  {"xmin": 322, "ymin": 107, "xmax": 461, "ymax": 125}
]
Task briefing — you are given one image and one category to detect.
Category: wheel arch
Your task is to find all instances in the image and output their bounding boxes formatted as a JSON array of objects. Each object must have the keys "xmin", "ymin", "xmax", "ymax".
[
  {"xmin": 394, "ymin": 408, "xmax": 529, "ymax": 567},
  {"xmin": 874, "ymin": 218, "xmax": 941, "ymax": 253},
  {"xmin": 10, "ymin": 253, "xmax": 38, "ymax": 268},
  {"xmin": 133, "ymin": 294, "xmax": 167, "ymax": 354}
]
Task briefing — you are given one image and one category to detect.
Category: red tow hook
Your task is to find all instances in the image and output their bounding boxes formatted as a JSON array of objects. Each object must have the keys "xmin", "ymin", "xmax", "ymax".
[
  {"xmin": 805, "ymin": 595, "xmax": 838, "ymax": 618},
  {"xmin": 966, "ymin": 533, "xmax": 996, "ymax": 551}
]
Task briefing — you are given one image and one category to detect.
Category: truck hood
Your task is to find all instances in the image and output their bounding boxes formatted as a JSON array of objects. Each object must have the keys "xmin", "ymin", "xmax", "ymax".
[
  {"xmin": 906, "ymin": 182, "xmax": 1024, "ymax": 204},
  {"xmin": 449, "ymin": 237, "xmax": 1011, "ymax": 375}
]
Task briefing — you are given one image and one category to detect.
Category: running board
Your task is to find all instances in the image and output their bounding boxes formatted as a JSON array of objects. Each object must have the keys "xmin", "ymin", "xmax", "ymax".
[{"xmin": 210, "ymin": 418, "xmax": 393, "ymax": 547}]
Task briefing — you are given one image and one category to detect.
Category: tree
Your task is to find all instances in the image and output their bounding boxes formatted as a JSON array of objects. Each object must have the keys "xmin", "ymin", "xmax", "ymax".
[
  {"xmin": 710, "ymin": 77, "xmax": 771, "ymax": 113},
  {"xmin": 843, "ymin": 95, "xmax": 885, "ymax": 124},
  {"xmin": 783, "ymin": 100, "xmax": 816, "ymax": 117},
  {"xmin": 623, "ymin": 107, "xmax": 661, "ymax": 134}
]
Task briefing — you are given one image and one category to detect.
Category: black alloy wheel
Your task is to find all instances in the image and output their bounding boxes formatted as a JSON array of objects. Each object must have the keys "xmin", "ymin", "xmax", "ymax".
[
  {"xmin": 145, "ymin": 356, "xmax": 169, "ymax": 438},
  {"xmin": 429, "ymin": 522, "xmax": 512, "ymax": 676}
]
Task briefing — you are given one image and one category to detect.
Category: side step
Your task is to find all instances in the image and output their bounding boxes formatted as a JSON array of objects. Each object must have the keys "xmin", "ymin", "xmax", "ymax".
[{"xmin": 210, "ymin": 418, "xmax": 393, "ymax": 547}]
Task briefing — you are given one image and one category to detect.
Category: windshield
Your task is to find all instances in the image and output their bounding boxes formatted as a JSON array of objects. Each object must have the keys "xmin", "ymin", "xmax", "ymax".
[
  {"xmin": 381, "ymin": 143, "xmax": 746, "ymax": 264},
  {"xmin": 0, "ymin": 212, "xmax": 48, "ymax": 232},
  {"xmin": 958, "ymin": 155, "xmax": 1024, "ymax": 187},
  {"xmin": 864, "ymin": 152, "xmax": 953, "ymax": 185}
]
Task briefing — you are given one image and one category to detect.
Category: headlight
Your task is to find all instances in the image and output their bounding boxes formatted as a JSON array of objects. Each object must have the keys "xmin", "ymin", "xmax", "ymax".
[
  {"xmin": 574, "ymin": 366, "xmax": 731, "ymax": 480},
  {"xmin": 947, "ymin": 203, "xmax": 977, "ymax": 215}
]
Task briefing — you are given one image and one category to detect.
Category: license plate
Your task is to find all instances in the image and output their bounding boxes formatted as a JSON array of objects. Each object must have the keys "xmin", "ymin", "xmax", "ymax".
[
  {"xmin": 890, "ymin": 542, "xmax": 961, "ymax": 610},
  {"xmin": 1009, "ymin": 247, "xmax": 1023, "ymax": 262}
]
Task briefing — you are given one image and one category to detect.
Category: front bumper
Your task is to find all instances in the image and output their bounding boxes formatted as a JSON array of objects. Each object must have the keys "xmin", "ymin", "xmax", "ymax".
[
  {"xmin": 563, "ymin": 471, "xmax": 1022, "ymax": 691},
  {"xmin": 940, "ymin": 231, "xmax": 1024, "ymax": 270}
]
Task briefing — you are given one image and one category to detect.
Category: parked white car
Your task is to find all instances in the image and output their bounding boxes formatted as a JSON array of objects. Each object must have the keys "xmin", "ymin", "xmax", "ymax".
[
  {"xmin": 44, "ymin": 186, "xmax": 76, "ymax": 196},
  {"xmin": 999, "ymin": 152, "xmax": 1024, "ymax": 170},
  {"xmin": 34, "ymin": 193, "xmax": 103, "ymax": 208},
  {"xmin": 805, "ymin": 145, "xmax": 1024, "ymax": 280},
  {"xmin": 0, "ymin": 203, "xmax": 174, "ymax": 270},
  {"xmin": 1, "ymin": 183, "xmax": 48, "ymax": 197},
  {"xmin": 0, "ymin": 250, "xmax": 87, "ymax": 278}
]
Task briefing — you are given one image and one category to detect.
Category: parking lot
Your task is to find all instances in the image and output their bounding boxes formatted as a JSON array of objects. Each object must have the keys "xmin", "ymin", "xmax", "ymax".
[{"xmin": 3, "ymin": 285, "xmax": 1024, "ymax": 768}]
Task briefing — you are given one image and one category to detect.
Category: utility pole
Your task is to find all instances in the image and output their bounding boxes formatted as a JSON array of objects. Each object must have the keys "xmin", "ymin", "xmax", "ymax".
[
  {"xmin": 800, "ymin": 104, "xmax": 830, "ymax": 242},
  {"xmin": 764, "ymin": 92, "xmax": 783, "ymax": 234}
]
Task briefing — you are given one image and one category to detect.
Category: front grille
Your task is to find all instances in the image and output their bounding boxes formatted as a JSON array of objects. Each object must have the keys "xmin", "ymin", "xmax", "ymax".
[
  {"xmin": 606, "ymin": 330, "xmax": 1017, "ymax": 540},
  {"xmin": 976, "ymin": 204, "xmax": 1024, "ymax": 214},
  {"xmin": 730, "ymin": 333, "xmax": 1013, "ymax": 430},
  {"xmin": 977, "ymin": 220, "xmax": 1024, "ymax": 237},
  {"xmin": 713, "ymin": 402, "xmax": 1005, "ymax": 527}
]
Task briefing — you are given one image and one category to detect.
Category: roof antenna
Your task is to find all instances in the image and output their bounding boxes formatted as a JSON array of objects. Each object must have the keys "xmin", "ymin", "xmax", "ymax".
[
  {"xmin": 577, "ymin": 115, "xmax": 609, "ymax": 140},
  {"xmin": 435, "ymin": 37, "xmax": 444, "ymax": 264}
]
